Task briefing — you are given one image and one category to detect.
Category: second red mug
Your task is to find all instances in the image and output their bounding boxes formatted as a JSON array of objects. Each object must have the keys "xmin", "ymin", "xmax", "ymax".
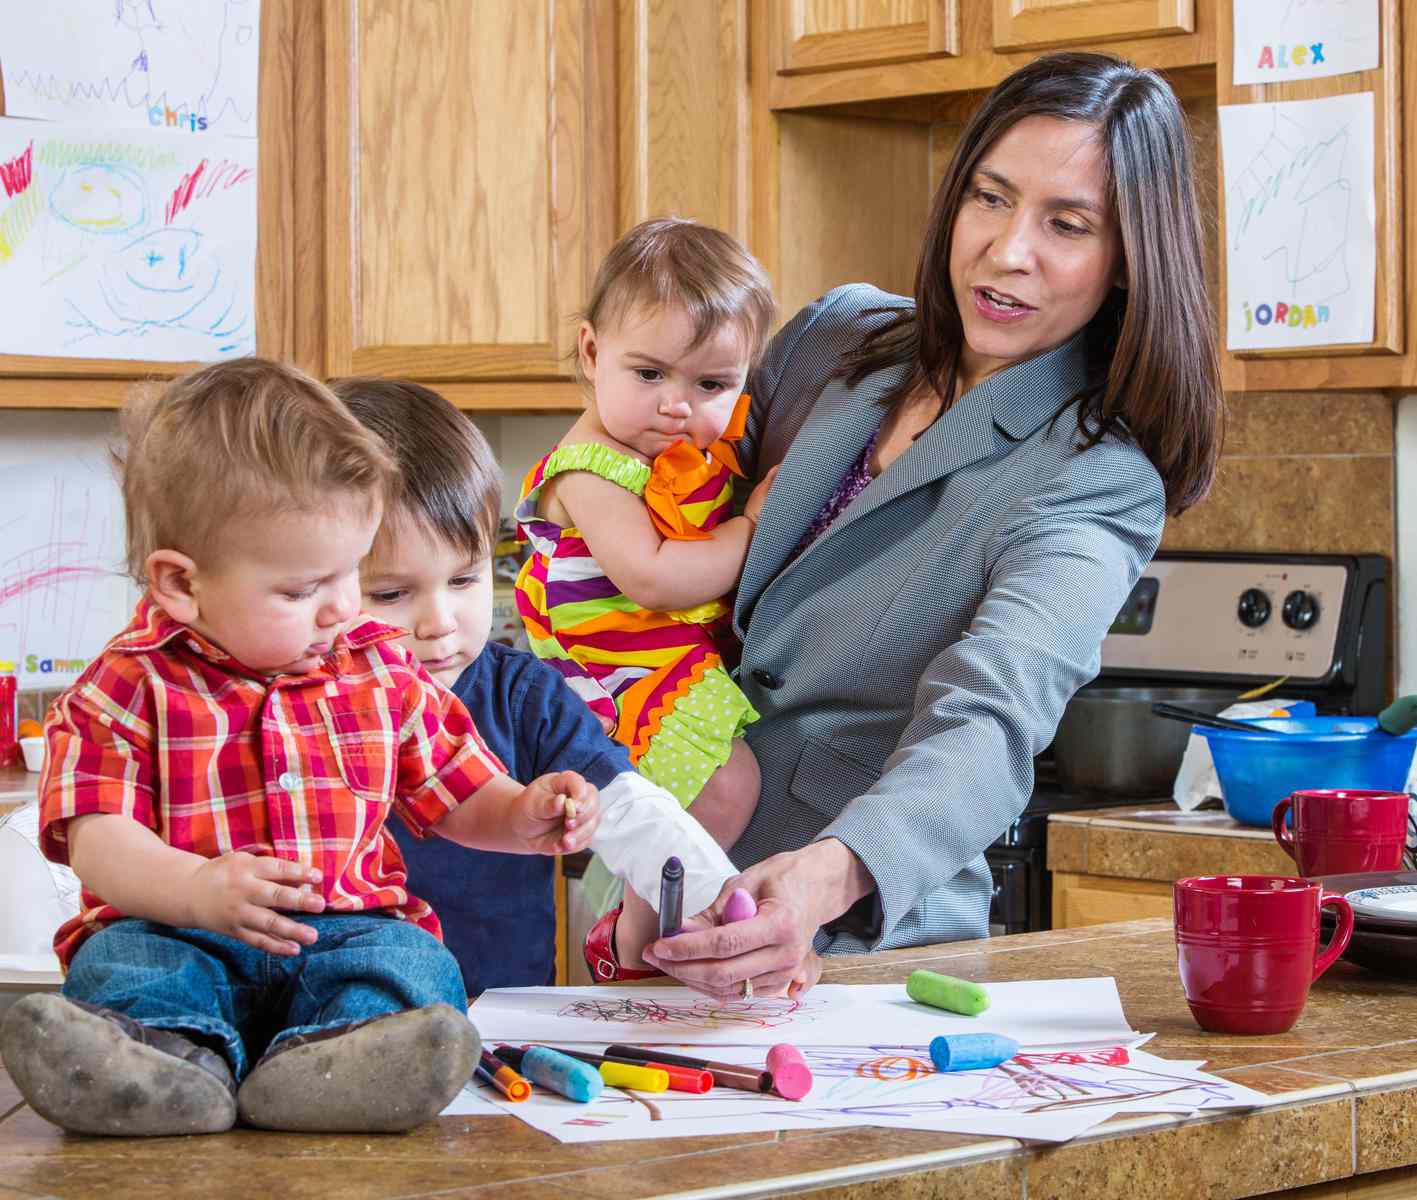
[
  {"xmin": 1271, "ymin": 789, "xmax": 1409, "ymax": 877},
  {"xmin": 1175, "ymin": 874, "xmax": 1354, "ymax": 1035}
]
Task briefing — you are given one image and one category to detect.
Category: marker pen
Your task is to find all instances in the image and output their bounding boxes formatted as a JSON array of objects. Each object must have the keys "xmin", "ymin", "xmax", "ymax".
[
  {"xmin": 475, "ymin": 1048, "xmax": 531, "ymax": 1102},
  {"xmin": 541, "ymin": 1046, "xmax": 712, "ymax": 1094},
  {"xmin": 493, "ymin": 1045, "xmax": 603, "ymax": 1102},
  {"xmin": 658, "ymin": 855, "xmax": 684, "ymax": 938},
  {"xmin": 604, "ymin": 1043, "xmax": 771, "ymax": 1093}
]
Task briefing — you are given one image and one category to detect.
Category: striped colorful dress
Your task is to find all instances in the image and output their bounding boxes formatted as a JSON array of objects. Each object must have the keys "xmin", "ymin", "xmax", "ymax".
[{"xmin": 514, "ymin": 423, "xmax": 758, "ymax": 809}]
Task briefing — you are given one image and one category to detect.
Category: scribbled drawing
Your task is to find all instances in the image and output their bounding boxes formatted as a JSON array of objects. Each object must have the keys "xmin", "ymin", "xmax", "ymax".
[
  {"xmin": 1228, "ymin": 107, "xmax": 1352, "ymax": 304},
  {"xmin": 0, "ymin": 126, "xmax": 256, "ymax": 361},
  {"xmin": 1219, "ymin": 93, "xmax": 1376, "ymax": 349},
  {"xmin": 0, "ymin": 453, "xmax": 137, "ymax": 690},
  {"xmin": 556, "ymin": 995, "xmax": 819, "ymax": 1032},
  {"xmin": 0, "ymin": 1, "xmax": 261, "ymax": 135}
]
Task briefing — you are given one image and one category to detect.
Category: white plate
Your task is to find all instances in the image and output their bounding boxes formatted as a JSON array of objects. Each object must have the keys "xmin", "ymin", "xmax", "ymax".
[{"xmin": 1345, "ymin": 885, "xmax": 1417, "ymax": 920}]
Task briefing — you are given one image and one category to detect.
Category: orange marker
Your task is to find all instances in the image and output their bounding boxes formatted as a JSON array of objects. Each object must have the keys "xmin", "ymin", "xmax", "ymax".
[{"xmin": 477, "ymin": 1049, "xmax": 531, "ymax": 1102}]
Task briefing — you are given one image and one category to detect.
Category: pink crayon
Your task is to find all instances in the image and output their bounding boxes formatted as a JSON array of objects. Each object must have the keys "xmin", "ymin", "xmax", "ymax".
[
  {"xmin": 766, "ymin": 1043, "xmax": 813, "ymax": 1101},
  {"xmin": 723, "ymin": 888, "xmax": 757, "ymax": 924}
]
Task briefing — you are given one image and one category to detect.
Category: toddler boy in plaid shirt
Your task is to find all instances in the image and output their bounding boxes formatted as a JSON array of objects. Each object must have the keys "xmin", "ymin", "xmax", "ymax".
[{"xmin": 0, "ymin": 358, "xmax": 600, "ymax": 1138}]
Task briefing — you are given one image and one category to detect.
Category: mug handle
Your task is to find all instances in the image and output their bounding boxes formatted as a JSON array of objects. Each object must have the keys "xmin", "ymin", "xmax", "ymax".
[
  {"xmin": 1272, "ymin": 795, "xmax": 1297, "ymax": 860},
  {"xmin": 1313, "ymin": 893, "xmax": 1355, "ymax": 981}
]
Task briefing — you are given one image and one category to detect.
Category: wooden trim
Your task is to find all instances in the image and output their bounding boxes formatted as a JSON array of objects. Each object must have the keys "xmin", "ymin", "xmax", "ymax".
[
  {"xmin": 348, "ymin": 343, "xmax": 566, "ymax": 379},
  {"xmin": 323, "ymin": 0, "xmax": 355, "ymax": 376},
  {"xmin": 993, "ymin": 0, "xmax": 1192, "ymax": 53},
  {"xmin": 751, "ymin": 0, "xmax": 783, "ymax": 290},
  {"xmin": 439, "ymin": 380, "xmax": 584, "ymax": 411},
  {"xmin": 291, "ymin": 0, "xmax": 328, "ymax": 376},
  {"xmin": 0, "ymin": 378, "xmax": 147, "ymax": 408},
  {"xmin": 0, "ymin": 377, "xmax": 584, "ymax": 412}
]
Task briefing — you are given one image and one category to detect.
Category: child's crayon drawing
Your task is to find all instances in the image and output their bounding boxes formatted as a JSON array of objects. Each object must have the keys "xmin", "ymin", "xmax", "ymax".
[
  {"xmin": 0, "ymin": 121, "xmax": 256, "ymax": 361},
  {"xmin": 0, "ymin": 414, "xmax": 138, "ymax": 689},
  {"xmin": 0, "ymin": 1, "xmax": 260, "ymax": 136},
  {"xmin": 449, "ymin": 1041, "xmax": 1269, "ymax": 1144},
  {"xmin": 556, "ymin": 994, "xmax": 812, "ymax": 1032}
]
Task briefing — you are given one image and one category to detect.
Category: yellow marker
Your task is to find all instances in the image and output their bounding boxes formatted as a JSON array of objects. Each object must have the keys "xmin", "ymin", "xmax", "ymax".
[
  {"xmin": 563, "ymin": 796, "xmax": 577, "ymax": 822},
  {"xmin": 599, "ymin": 1061, "xmax": 669, "ymax": 1092}
]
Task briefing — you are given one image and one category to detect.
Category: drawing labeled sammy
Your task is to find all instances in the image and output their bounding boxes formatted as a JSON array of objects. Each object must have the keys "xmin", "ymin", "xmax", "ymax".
[
  {"xmin": 0, "ymin": 119, "xmax": 256, "ymax": 362},
  {"xmin": 1219, "ymin": 92, "xmax": 1376, "ymax": 351}
]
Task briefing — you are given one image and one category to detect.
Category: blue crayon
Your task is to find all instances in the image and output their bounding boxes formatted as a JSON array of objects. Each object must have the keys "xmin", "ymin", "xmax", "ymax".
[
  {"xmin": 495, "ymin": 1045, "xmax": 604, "ymax": 1102},
  {"xmin": 929, "ymin": 1033, "xmax": 1019, "ymax": 1073}
]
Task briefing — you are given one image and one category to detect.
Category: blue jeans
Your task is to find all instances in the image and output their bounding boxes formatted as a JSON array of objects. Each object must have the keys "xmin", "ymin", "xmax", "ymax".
[{"xmin": 63, "ymin": 914, "xmax": 467, "ymax": 1079}]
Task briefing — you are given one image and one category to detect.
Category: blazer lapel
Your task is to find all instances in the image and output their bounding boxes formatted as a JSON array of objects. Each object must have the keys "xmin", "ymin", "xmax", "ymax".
[
  {"xmin": 782, "ymin": 333, "xmax": 1090, "ymax": 570},
  {"xmin": 736, "ymin": 365, "xmax": 904, "ymax": 621}
]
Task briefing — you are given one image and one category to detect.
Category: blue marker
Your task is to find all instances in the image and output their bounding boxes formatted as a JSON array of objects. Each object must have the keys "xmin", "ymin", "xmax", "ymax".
[
  {"xmin": 929, "ymin": 1033, "xmax": 1019, "ymax": 1073},
  {"xmin": 494, "ymin": 1045, "xmax": 604, "ymax": 1102}
]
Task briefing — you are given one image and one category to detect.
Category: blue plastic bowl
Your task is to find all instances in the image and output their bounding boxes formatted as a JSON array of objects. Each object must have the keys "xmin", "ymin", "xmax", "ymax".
[{"xmin": 1199, "ymin": 717, "xmax": 1417, "ymax": 827}]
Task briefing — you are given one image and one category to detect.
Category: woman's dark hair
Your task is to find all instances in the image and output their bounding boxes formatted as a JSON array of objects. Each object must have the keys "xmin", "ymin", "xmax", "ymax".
[{"xmin": 845, "ymin": 51, "xmax": 1222, "ymax": 515}]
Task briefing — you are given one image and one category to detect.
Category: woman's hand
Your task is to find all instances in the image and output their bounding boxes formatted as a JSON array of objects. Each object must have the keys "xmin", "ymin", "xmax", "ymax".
[
  {"xmin": 642, "ymin": 839, "xmax": 872, "ymax": 999},
  {"xmin": 743, "ymin": 465, "xmax": 780, "ymax": 526}
]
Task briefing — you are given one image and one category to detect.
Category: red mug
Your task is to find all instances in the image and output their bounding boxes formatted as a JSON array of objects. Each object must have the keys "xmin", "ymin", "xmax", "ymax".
[
  {"xmin": 1271, "ymin": 789, "xmax": 1409, "ymax": 877},
  {"xmin": 1174, "ymin": 875, "xmax": 1354, "ymax": 1035}
]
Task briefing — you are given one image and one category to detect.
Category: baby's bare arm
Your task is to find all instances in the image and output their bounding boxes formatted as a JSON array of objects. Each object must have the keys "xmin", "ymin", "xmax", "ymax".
[{"xmin": 68, "ymin": 813, "xmax": 326, "ymax": 956}]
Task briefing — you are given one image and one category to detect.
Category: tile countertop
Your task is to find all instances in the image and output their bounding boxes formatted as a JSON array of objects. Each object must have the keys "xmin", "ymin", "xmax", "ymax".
[
  {"xmin": 1049, "ymin": 803, "xmax": 1296, "ymax": 881},
  {"xmin": 6, "ymin": 918, "xmax": 1417, "ymax": 1199}
]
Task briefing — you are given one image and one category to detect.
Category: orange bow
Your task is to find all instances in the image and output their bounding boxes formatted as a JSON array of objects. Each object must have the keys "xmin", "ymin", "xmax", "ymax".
[{"xmin": 643, "ymin": 394, "xmax": 749, "ymax": 542}]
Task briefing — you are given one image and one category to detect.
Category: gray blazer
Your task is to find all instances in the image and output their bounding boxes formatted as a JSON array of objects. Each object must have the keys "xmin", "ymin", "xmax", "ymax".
[{"xmin": 730, "ymin": 284, "xmax": 1166, "ymax": 953}]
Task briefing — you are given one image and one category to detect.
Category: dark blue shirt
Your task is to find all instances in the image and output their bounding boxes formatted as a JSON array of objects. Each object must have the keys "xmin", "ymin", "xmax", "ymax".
[{"xmin": 390, "ymin": 640, "xmax": 631, "ymax": 996}]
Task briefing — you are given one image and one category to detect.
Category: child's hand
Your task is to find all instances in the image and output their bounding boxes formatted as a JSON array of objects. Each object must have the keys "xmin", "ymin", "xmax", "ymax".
[
  {"xmin": 511, "ymin": 771, "xmax": 601, "ymax": 854},
  {"xmin": 184, "ymin": 852, "xmax": 326, "ymax": 957},
  {"xmin": 744, "ymin": 465, "xmax": 780, "ymax": 526}
]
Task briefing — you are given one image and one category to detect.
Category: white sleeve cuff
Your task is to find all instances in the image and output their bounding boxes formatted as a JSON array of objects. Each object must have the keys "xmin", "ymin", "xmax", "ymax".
[{"xmin": 589, "ymin": 771, "xmax": 736, "ymax": 915}]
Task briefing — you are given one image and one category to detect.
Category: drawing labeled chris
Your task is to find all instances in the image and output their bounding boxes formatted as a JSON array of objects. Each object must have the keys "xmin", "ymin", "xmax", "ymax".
[
  {"xmin": 0, "ymin": 119, "xmax": 256, "ymax": 361},
  {"xmin": 0, "ymin": 0, "xmax": 260, "ymax": 135}
]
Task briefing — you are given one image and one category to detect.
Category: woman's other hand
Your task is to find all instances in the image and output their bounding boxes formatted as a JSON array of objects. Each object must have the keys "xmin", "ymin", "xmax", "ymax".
[
  {"xmin": 743, "ymin": 464, "xmax": 780, "ymax": 526},
  {"xmin": 643, "ymin": 839, "xmax": 871, "ymax": 999}
]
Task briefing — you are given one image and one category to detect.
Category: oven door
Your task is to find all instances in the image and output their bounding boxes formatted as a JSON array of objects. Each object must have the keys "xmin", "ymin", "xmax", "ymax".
[{"xmin": 986, "ymin": 847, "xmax": 1044, "ymax": 936}]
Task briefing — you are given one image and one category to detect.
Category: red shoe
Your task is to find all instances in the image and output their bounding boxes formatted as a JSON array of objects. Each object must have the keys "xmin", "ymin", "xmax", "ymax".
[{"xmin": 584, "ymin": 904, "xmax": 662, "ymax": 982}]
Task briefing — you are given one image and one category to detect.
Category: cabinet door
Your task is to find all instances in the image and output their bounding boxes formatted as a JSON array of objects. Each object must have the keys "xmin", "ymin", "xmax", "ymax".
[
  {"xmin": 774, "ymin": 0, "xmax": 959, "ymax": 73},
  {"xmin": 993, "ymin": 0, "xmax": 1193, "ymax": 53},
  {"xmin": 1051, "ymin": 872, "xmax": 1174, "ymax": 929},
  {"xmin": 324, "ymin": 0, "xmax": 614, "ymax": 383}
]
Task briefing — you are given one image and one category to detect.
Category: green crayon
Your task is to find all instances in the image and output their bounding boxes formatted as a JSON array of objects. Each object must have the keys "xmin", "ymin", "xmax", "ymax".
[{"xmin": 907, "ymin": 969, "xmax": 990, "ymax": 1016}]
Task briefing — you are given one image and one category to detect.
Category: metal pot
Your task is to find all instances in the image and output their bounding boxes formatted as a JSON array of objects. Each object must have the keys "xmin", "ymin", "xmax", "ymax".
[{"xmin": 1050, "ymin": 686, "xmax": 1236, "ymax": 796}]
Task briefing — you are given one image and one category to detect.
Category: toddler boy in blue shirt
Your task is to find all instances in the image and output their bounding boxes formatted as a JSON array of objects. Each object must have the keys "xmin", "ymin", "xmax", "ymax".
[{"xmin": 334, "ymin": 379, "xmax": 735, "ymax": 995}]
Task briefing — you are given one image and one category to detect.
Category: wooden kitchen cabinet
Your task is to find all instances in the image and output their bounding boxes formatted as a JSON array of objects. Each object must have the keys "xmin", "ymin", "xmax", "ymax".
[
  {"xmin": 772, "ymin": 0, "xmax": 960, "ymax": 74},
  {"xmin": 764, "ymin": 0, "xmax": 1215, "ymax": 110},
  {"xmin": 1052, "ymin": 872, "xmax": 1173, "ymax": 929},
  {"xmin": 992, "ymin": 0, "xmax": 1192, "ymax": 54},
  {"xmin": 322, "ymin": 0, "xmax": 615, "ymax": 403}
]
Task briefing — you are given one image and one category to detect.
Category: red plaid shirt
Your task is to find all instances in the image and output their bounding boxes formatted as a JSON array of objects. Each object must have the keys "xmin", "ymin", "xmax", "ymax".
[{"xmin": 40, "ymin": 597, "xmax": 505, "ymax": 968}]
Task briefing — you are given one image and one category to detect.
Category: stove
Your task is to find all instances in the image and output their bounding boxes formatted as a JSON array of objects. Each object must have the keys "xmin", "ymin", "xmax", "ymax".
[{"xmin": 986, "ymin": 551, "xmax": 1391, "ymax": 935}]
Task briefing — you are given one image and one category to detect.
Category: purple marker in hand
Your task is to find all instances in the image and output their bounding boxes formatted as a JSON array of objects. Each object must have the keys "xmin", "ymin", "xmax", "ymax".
[{"xmin": 658, "ymin": 856, "xmax": 684, "ymax": 938}]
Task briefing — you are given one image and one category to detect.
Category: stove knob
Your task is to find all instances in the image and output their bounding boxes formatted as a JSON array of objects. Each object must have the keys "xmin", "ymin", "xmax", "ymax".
[
  {"xmin": 1282, "ymin": 590, "xmax": 1321, "ymax": 631},
  {"xmin": 1237, "ymin": 588, "xmax": 1271, "ymax": 628}
]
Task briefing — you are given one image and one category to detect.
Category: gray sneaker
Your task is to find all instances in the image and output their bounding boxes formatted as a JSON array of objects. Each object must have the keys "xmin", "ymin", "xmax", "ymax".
[
  {"xmin": 0, "ymin": 994, "xmax": 237, "ymax": 1136},
  {"xmin": 236, "ymin": 1003, "xmax": 479, "ymax": 1133}
]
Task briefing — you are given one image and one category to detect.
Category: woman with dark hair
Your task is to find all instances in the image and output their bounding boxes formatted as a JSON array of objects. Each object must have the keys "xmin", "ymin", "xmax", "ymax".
[{"xmin": 635, "ymin": 52, "xmax": 1223, "ymax": 998}]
